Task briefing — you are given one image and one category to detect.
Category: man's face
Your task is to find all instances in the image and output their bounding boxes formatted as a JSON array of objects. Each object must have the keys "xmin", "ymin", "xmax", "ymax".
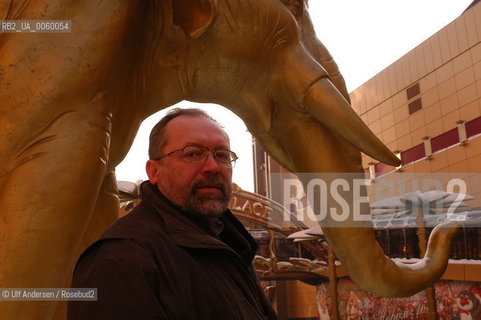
[{"xmin": 146, "ymin": 115, "xmax": 233, "ymax": 216}]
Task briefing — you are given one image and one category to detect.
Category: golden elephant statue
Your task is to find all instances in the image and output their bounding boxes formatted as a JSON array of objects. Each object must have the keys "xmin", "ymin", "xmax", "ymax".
[{"xmin": 0, "ymin": 0, "xmax": 457, "ymax": 318}]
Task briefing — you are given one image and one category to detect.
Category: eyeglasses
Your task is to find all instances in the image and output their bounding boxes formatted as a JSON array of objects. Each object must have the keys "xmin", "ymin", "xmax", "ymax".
[{"xmin": 153, "ymin": 145, "xmax": 238, "ymax": 167}]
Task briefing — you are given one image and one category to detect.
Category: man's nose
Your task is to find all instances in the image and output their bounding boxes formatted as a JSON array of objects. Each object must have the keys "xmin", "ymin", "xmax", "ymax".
[{"xmin": 200, "ymin": 152, "xmax": 221, "ymax": 172}]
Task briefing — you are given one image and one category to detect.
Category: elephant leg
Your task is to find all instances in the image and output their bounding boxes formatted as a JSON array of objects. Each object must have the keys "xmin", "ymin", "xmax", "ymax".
[
  {"xmin": 52, "ymin": 172, "xmax": 120, "ymax": 320},
  {"xmin": 0, "ymin": 110, "xmax": 111, "ymax": 319}
]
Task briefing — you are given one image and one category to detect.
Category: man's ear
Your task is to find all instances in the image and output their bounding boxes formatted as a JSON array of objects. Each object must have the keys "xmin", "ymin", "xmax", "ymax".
[
  {"xmin": 146, "ymin": 160, "xmax": 160, "ymax": 185},
  {"xmin": 172, "ymin": 0, "xmax": 217, "ymax": 37}
]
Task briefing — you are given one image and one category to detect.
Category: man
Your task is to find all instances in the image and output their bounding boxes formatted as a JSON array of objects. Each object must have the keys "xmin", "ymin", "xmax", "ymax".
[{"xmin": 68, "ymin": 108, "xmax": 277, "ymax": 319}]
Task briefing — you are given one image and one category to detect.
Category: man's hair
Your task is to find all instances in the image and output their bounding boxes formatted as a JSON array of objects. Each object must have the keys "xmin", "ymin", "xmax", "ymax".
[{"xmin": 148, "ymin": 108, "xmax": 221, "ymax": 160}]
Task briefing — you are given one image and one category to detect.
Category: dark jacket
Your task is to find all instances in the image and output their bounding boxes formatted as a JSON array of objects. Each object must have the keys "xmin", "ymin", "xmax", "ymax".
[{"xmin": 68, "ymin": 182, "xmax": 277, "ymax": 320}]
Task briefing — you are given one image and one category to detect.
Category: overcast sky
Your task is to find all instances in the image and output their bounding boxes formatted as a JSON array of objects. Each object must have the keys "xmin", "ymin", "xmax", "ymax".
[{"xmin": 116, "ymin": 0, "xmax": 475, "ymax": 191}]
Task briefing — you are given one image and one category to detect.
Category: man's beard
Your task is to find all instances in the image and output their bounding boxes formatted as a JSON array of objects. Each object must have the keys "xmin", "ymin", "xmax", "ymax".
[{"xmin": 171, "ymin": 174, "xmax": 231, "ymax": 217}]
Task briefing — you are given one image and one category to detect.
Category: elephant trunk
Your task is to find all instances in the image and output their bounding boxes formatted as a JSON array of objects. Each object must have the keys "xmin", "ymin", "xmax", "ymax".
[
  {"xmin": 316, "ymin": 202, "xmax": 459, "ymax": 297},
  {"xmin": 292, "ymin": 76, "xmax": 460, "ymax": 297},
  {"xmin": 233, "ymin": 41, "xmax": 459, "ymax": 297}
]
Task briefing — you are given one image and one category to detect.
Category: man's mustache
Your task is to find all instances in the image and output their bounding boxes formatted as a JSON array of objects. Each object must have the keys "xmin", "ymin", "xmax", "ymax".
[{"xmin": 191, "ymin": 175, "xmax": 230, "ymax": 197}]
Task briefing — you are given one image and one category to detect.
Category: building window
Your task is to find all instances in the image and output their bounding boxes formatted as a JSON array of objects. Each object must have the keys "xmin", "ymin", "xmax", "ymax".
[
  {"xmin": 408, "ymin": 98, "xmax": 422, "ymax": 114},
  {"xmin": 375, "ymin": 162, "xmax": 395, "ymax": 176},
  {"xmin": 466, "ymin": 116, "xmax": 481, "ymax": 138},
  {"xmin": 406, "ymin": 83, "xmax": 420, "ymax": 100},
  {"xmin": 401, "ymin": 143, "xmax": 425, "ymax": 165},
  {"xmin": 431, "ymin": 128, "xmax": 459, "ymax": 153},
  {"xmin": 407, "ymin": 83, "xmax": 422, "ymax": 115}
]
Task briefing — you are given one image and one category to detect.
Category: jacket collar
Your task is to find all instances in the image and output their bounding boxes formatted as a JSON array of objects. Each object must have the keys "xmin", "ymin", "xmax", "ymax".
[{"xmin": 140, "ymin": 181, "xmax": 258, "ymax": 265}]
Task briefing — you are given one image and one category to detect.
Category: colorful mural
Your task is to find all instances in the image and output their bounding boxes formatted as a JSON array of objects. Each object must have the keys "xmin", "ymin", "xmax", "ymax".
[
  {"xmin": 316, "ymin": 284, "xmax": 332, "ymax": 320},
  {"xmin": 317, "ymin": 279, "xmax": 481, "ymax": 320}
]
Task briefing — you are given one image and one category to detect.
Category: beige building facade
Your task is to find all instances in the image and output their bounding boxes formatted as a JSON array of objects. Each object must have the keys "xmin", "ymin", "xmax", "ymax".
[
  {"xmin": 350, "ymin": 1, "xmax": 481, "ymax": 205},
  {"xmin": 254, "ymin": 1, "xmax": 481, "ymax": 207}
]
